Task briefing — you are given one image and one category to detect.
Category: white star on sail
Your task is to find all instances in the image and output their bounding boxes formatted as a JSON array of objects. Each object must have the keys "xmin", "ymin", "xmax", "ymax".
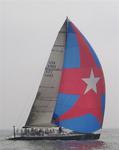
[{"xmin": 82, "ymin": 69, "xmax": 100, "ymax": 94}]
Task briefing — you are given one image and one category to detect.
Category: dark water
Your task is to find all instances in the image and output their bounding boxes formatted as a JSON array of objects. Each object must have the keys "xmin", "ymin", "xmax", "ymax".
[{"xmin": 0, "ymin": 129, "xmax": 119, "ymax": 150}]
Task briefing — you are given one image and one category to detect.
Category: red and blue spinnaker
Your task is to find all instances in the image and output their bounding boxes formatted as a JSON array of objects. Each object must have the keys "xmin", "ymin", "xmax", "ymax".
[{"xmin": 52, "ymin": 19, "xmax": 105, "ymax": 133}]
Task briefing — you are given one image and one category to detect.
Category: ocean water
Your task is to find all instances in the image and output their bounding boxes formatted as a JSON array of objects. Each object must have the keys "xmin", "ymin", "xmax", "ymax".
[{"xmin": 0, "ymin": 129, "xmax": 119, "ymax": 150}]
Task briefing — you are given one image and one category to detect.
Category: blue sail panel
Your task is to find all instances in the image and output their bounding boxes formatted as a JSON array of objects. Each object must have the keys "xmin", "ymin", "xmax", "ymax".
[
  {"xmin": 101, "ymin": 95, "xmax": 105, "ymax": 114},
  {"xmin": 55, "ymin": 114, "xmax": 101, "ymax": 133},
  {"xmin": 63, "ymin": 22, "xmax": 80, "ymax": 68}
]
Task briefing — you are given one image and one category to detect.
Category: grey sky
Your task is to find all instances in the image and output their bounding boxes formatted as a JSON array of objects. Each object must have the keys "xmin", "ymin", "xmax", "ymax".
[{"xmin": 0, "ymin": 0, "xmax": 119, "ymax": 129}]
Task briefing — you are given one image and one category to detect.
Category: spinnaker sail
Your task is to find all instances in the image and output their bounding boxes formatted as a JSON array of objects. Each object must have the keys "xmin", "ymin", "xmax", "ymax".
[{"xmin": 52, "ymin": 19, "xmax": 105, "ymax": 133}]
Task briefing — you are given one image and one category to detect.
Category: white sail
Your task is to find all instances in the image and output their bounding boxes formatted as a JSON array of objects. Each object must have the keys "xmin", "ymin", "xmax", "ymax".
[{"xmin": 25, "ymin": 21, "xmax": 67, "ymax": 127}]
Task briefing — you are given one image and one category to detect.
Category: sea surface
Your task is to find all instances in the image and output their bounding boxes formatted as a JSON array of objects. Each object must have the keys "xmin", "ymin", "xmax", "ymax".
[{"xmin": 0, "ymin": 129, "xmax": 119, "ymax": 150}]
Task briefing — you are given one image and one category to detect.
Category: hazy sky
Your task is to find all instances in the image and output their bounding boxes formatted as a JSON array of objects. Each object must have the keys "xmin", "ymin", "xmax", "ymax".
[{"xmin": 0, "ymin": 0, "xmax": 119, "ymax": 129}]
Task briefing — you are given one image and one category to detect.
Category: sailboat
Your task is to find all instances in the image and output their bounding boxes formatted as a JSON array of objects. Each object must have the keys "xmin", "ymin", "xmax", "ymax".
[{"xmin": 9, "ymin": 18, "xmax": 105, "ymax": 140}]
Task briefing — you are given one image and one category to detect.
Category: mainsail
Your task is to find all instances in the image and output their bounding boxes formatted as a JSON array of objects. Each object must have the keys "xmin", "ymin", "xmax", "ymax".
[{"xmin": 25, "ymin": 21, "xmax": 67, "ymax": 127}]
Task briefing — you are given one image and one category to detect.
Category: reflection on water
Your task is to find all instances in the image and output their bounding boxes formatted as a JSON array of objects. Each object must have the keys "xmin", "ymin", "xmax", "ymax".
[
  {"xmin": 56, "ymin": 140, "xmax": 106, "ymax": 150},
  {"xmin": 27, "ymin": 140, "xmax": 106, "ymax": 150}
]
